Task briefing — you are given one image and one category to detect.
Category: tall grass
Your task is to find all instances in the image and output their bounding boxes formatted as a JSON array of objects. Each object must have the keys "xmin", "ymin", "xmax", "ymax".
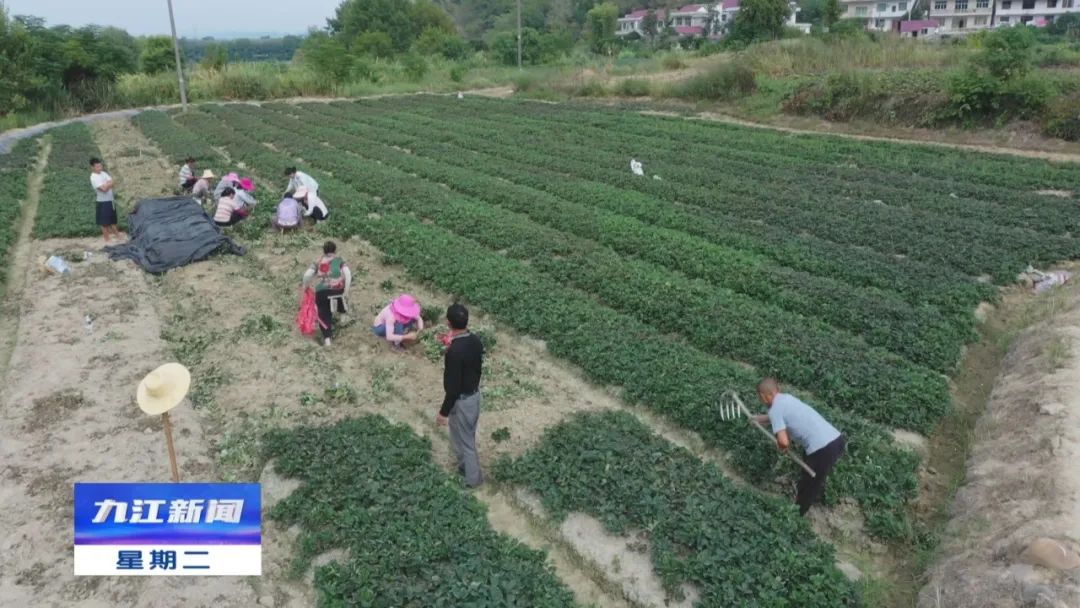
[{"xmin": 744, "ymin": 37, "xmax": 971, "ymax": 77}]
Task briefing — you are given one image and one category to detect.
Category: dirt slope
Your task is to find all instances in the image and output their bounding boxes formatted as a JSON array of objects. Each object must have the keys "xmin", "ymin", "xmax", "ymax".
[{"xmin": 919, "ymin": 284, "xmax": 1080, "ymax": 608}]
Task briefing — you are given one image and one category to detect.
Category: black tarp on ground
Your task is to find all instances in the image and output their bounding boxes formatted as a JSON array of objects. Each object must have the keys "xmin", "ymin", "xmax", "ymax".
[{"xmin": 104, "ymin": 196, "xmax": 244, "ymax": 274}]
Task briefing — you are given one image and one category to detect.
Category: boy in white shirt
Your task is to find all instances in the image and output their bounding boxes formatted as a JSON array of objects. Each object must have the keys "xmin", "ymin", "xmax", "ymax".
[{"xmin": 89, "ymin": 158, "xmax": 122, "ymax": 242}]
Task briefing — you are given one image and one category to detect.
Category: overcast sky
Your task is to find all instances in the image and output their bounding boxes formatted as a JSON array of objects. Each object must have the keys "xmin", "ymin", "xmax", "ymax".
[{"xmin": 3, "ymin": 0, "xmax": 343, "ymax": 37}]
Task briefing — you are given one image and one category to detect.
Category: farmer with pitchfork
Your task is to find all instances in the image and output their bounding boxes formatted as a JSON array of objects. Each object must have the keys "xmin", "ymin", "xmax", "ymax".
[{"xmin": 754, "ymin": 377, "xmax": 846, "ymax": 516}]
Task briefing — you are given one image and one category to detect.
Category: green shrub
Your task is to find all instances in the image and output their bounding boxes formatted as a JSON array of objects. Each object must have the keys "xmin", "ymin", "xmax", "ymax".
[
  {"xmin": 670, "ymin": 62, "xmax": 757, "ymax": 100},
  {"xmin": 449, "ymin": 63, "xmax": 468, "ymax": 83},
  {"xmin": 402, "ymin": 53, "xmax": 429, "ymax": 82},
  {"xmin": 662, "ymin": 55, "xmax": 686, "ymax": 70},
  {"xmin": 1042, "ymin": 94, "xmax": 1080, "ymax": 140},
  {"xmin": 944, "ymin": 69, "xmax": 1050, "ymax": 124},
  {"xmin": 615, "ymin": 78, "xmax": 652, "ymax": 97}
]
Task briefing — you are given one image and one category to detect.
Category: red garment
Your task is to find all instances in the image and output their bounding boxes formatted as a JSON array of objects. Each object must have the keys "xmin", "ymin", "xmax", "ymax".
[{"xmin": 295, "ymin": 288, "xmax": 324, "ymax": 336}]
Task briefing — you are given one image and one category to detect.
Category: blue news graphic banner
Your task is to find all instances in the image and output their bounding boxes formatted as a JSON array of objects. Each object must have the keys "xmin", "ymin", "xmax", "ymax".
[{"xmin": 73, "ymin": 483, "xmax": 261, "ymax": 576}]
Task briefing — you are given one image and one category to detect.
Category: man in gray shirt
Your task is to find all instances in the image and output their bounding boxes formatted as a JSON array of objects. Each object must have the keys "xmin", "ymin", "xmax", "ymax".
[{"xmin": 754, "ymin": 377, "xmax": 846, "ymax": 516}]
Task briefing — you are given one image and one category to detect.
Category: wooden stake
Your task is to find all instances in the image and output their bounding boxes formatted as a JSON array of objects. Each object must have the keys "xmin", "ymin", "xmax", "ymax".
[{"xmin": 162, "ymin": 412, "xmax": 180, "ymax": 482}]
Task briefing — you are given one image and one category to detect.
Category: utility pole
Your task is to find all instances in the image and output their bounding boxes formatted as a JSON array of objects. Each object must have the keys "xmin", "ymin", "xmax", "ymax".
[
  {"xmin": 516, "ymin": 0, "xmax": 523, "ymax": 69},
  {"xmin": 166, "ymin": 0, "xmax": 188, "ymax": 112}
]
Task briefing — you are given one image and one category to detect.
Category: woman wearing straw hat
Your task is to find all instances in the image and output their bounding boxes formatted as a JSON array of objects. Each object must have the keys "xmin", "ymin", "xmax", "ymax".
[
  {"xmin": 372, "ymin": 294, "xmax": 424, "ymax": 351},
  {"xmin": 302, "ymin": 241, "xmax": 351, "ymax": 347},
  {"xmin": 192, "ymin": 169, "xmax": 216, "ymax": 199}
]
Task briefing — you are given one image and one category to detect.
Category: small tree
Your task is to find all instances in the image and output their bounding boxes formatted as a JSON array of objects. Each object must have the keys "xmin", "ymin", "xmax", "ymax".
[
  {"xmin": 200, "ymin": 44, "xmax": 227, "ymax": 72},
  {"xmin": 729, "ymin": 0, "xmax": 791, "ymax": 41},
  {"xmin": 703, "ymin": 4, "xmax": 723, "ymax": 37},
  {"xmin": 586, "ymin": 2, "xmax": 619, "ymax": 55},
  {"xmin": 823, "ymin": 0, "xmax": 842, "ymax": 29},
  {"xmin": 976, "ymin": 25, "xmax": 1034, "ymax": 80},
  {"xmin": 139, "ymin": 36, "xmax": 176, "ymax": 74},
  {"xmin": 300, "ymin": 31, "xmax": 353, "ymax": 80},
  {"xmin": 642, "ymin": 10, "xmax": 660, "ymax": 41}
]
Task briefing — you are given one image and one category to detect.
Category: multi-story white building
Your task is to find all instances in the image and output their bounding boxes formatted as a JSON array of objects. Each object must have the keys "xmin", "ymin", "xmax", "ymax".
[
  {"xmin": 927, "ymin": 0, "xmax": 993, "ymax": 33},
  {"xmin": 994, "ymin": 0, "xmax": 1077, "ymax": 26},
  {"xmin": 841, "ymin": 0, "xmax": 916, "ymax": 30}
]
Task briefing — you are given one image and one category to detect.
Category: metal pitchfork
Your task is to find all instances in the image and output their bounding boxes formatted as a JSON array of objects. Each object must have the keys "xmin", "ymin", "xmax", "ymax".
[{"xmin": 719, "ymin": 391, "xmax": 816, "ymax": 478}]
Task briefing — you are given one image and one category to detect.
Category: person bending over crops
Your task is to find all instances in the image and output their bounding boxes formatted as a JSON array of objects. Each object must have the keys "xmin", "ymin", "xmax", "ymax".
[
  {"xmin": 436, "ymin": 303, "xmax": 484, "ymax": 488},
  {"xmin": 272, "ymin": 196, "xmax": 302, "ymax": 232},
  {"xmin": 754, "ymin": 377, "xmax": 846, "ymax": 516},
  {"xmin": 234, "ymin": 177, "xmax": 258, "ymax": 218},
  {"xmin": 372, "ymin": 294, "xmax": 424, "ymax": 351},
  {"xmin": 293, "ymin": 187, "xmax": 329, "ymax": 223},
  {"xmin": 89, "ymin": 157, "xmax": 122, "ymax": 243},
  {"xmin": 213, "ymin": 188, "xmax": 245, "ymax": 227},
  {"xmin": 284, "ymin": 166, "xmax": 319, "ymax": 197},
  {"xmin": 178, "ymin": 157, "xmax": 198, "ymax": 192},
  {"xmin": 302, "ymin": 241, "xmax": 350, "ymax": 347},
  {"xmin": 214, "ymin": 172, "xmax": 240, "ymax": 200},
  {"xmin": 192, "ymin": 169, "xmax": 215, "ymax": 200}
]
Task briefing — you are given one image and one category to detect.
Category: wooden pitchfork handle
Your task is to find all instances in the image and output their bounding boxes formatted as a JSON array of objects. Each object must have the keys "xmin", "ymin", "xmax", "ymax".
[{"xmin": 729, "ymin": 392, "xmax": 817, "ymax": 478}]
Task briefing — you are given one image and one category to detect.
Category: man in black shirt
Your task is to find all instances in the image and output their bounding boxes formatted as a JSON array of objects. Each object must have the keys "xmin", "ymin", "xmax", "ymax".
[{"xmin": 436, "ymin": 304, "xmax": 484, "ymax": 487}]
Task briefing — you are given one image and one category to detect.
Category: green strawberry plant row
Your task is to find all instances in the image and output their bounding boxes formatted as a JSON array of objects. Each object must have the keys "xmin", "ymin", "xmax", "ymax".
[
  {"xmin": 274, "ymin": 102, "xmax": 979, "ymax": 371},
  {"xmin": 33, "ymin": 122, "xmax": 118, "ymax": 239},
  {"xmin": 140, "ymin": 107, "xmax": 921, "ymax": 540},
  {"xmin": 264, "ymin": 415, "xmax": 579, "ymax": 607},
  {"xmin": 229, "ymin": 102, "xmax": 951, "ymax": 431},
  {"xmin": 131, "ymin": 110, "xmax": 218, "ymax": 166},
  {"xmin": 0, "ymin": 137, "xmax": 41, "ymax": 294},
  {"xmin": 494, "ymin": 410, "xmax": 858, "ymax": 607}
]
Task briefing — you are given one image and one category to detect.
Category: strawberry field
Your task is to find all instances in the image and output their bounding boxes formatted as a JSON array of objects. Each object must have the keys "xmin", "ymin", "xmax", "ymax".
[
  {"xmin": 126, "ymin": 97, "xmax": 1080, "ymax": 605},
  {"xmin": 33, "ymin": 122, "xmax": 121, "ymax": 239}
]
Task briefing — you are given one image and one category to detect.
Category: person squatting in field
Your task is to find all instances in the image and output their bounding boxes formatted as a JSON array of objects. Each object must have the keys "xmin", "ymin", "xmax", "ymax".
[
  {"xmin": 213, "ymin": 187, "xmax": 246, "ymax": 227},
  {"xmin": 372, "ymin": 294, "xmax": 424, "ymax": 351},
  {"xmin": 292, "ymin": 186, "xmax": 328, "ymax": 223},
  {"xmin": 301, "ymin": 241, "xmax": 350, "ymax": 347},
  {"xmin": 89, "ymin": 157, "xmax": 122, "ymax": 242},
  {"xmin": 178, "ymin": 156, "xmax": 198, "ymax": 192},
  {"xmin": 272, "ymin": 196, "xmax": 302, "ymax": 232},
  {"xmin": 437, "ymin": 303, "xmax": 484, "ymax": 488},
  {"xmin": 754, "ymin": 377, "xmax": 846, "ymax": 516}
]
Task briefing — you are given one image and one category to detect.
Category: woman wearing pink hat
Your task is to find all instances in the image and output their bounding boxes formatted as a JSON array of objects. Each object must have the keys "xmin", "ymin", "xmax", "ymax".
[
  {"xmin": 213, "ymin": 172, "xmax": 240, "ymax": 199},
  {"xmin": 234, "ymin": 177, "xmax": 258, "ymax": 218},
  {"xmin": 372, "ymin": 294, "xmax": 424, "ymax": 349}
]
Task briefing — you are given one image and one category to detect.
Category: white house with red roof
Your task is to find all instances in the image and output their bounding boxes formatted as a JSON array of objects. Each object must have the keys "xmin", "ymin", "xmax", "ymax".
[
  {"xmin": 669, "ymin": 3, "xmax": 711, "ymax": 36},
  {"xmin": 617, "ymin": 8, "xmax": 669, "ymax": 36}
]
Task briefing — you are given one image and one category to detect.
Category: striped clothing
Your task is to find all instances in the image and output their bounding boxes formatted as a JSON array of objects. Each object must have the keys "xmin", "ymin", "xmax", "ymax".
[{"xmin": 179, "ymin": 164, "xmax": 194, "ymax": 187}]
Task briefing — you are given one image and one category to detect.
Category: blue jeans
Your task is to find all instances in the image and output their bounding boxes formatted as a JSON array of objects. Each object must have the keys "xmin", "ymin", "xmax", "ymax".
[{"xmin": 372, "ymin": 320, "xmax": 416, "ymax": 338}]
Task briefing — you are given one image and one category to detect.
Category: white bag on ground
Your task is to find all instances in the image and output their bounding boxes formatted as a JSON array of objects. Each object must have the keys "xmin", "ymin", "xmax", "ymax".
[{"xmin": 630, "ymin": 159, "xmax": 644, "ymax": 176}]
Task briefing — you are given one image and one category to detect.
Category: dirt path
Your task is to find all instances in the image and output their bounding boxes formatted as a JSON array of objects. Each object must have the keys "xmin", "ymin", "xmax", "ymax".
[
  {"xmin": 0, "ymin": 121, "xmax": 256, "ymax": 607},
  {"xmin": 0, "ymin": 138, "xmax": 49, "ymax": 378},
  {"xmin": 0, "ymin": 232, "xmax": 257, "ymax": 606},
  {"xmin": 919, "ymin": 282, "xmax": 1080, "ymax": 607}
]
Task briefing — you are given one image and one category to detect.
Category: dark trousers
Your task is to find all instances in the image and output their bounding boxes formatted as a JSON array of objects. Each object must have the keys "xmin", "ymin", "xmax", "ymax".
[
  {"xmin": 215, "ymin": 213, "xmax": 243, "ymax": 227},
  {"xmin": 315, "ymin": 288, "xmax": 345, "ymax": 339},
  {"xmin": 309, "ymin": 207, "xmax": 327, "ymax": 222},
  {"xmin": 796, "ymin": 435, "xmax": 846, "ymax": 516},
  {"xmin": 181, "ymin": 177, "xmax": 198, "ymax": 192}
]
